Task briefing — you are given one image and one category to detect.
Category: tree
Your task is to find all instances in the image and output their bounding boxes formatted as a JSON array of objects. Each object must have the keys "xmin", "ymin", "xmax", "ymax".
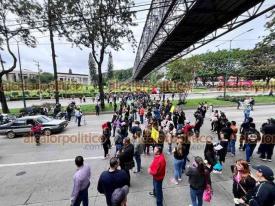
[
  {"xmin": 88, "ymin": 52, "xmax": 97, "ymax": 87},
  {"xmin": 40, "ymin": 72, "xmax": 54, "ymax": 84},
  {"xmin": 30, "ymin": 0, "xmax": 68, "ymax": 104},
  {"xmin": 107, "ymin": 52, "xmax": 113, "ymax": 80},
  {"xmin": 113, "ymin": 68, "xmax": 132, "ymax": 81},
  {"xmin": 60, "ymin": 0, "xmax": 137, "ymax": 108},
  {"xmin": 0, "ymin": 0, "xmax": 37, "ymax": 113}
]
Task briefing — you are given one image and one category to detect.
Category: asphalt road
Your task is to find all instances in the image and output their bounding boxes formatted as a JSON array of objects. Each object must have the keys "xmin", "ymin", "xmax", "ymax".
[
  {"xmin": 0, "ymin": 105, "xmax": 274, "ymax": 206},
  {"xmin": 5, "ymin": 90, "xmax": 267, "ymax": 109}
]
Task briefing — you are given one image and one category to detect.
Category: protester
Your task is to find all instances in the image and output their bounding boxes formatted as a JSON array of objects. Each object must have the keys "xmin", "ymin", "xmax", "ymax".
[
  {"xmin": 259, "ymin": 118, "xmax": 275, "ymax": 161},
  {"xmin": 239, "ymin": 165, "xmax": 275, "ymax": 206},
  {"xmin": 232, "ymin": 160, "xmax": 256, "ymax": 206},
  {"xmin": 245, "ymin": 123, "xmax": 261, "ymax": 164},
  {"xmin": 185, "ymin": 156, "xmax": 211, "ymax": 206},
  {"xmin": 228, "ymin": 121, "xmax": 238, "ymax": 156},
  {"xmin": 148, "ymin": 146, "xmax": 166, "ymax": 206},
  {"xmin": 71, "ymin": 156, "xmax": 91, "ymax": 206},
  {"xmin": 75, "ymin": 107, "xmax": 83, "ymax": 127},
  {"xmin": 97, "ymin": 157, "xmax": 129, "ymax": 206},
  {"xmin": 239, "ymin": 117, "xmax": 254, "ymax": 151},
  {"xmin": 117, "ymin": 137, "xmax": 135, "ymax": 184},
  {"xmin": 132, "ymin": 131, "xmax": 143, "ymax": 173},
  {"xmin": 204, "ymin": 141, "xmax": 217, "ymax": 172},
  {"xmin": 171, "ymin": 139, "xmax": 186, "ymax": 185}
]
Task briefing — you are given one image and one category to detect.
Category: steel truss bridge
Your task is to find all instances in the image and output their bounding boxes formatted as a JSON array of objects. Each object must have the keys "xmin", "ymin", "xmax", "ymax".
[{"xmin": 132, "ymin": 0, "xmax": 275, "ymax": 80}]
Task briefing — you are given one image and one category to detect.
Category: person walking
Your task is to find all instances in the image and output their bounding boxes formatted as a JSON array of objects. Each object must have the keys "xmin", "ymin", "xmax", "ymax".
[
  {"xmin": 70, "ymin": 156, "xmax": 91, "ymax": 206},
  {"xmin": 185, "ymin": 156, "xmax": 211, "ymax": 206},
  {"xmin": 148, "ymin": 146, "xmax": 166, "ymax": 206},
  {"xmin": 101, "ymin": 127, "xmax": 111, "ymax": 159},
  {"xmin": 28, "ymin": 120, "xmax": 42, "ymax": 146},
  {"xmin": 95, "ymin": 103, "xmax": 100, "ymax": 116},
  {"xmin": 75, "ymin": 107, "xmax": 83, "ymax": 127},
  {"xmin": 97, "ymin": 157, "xmax": 129, "ymax": 206}
]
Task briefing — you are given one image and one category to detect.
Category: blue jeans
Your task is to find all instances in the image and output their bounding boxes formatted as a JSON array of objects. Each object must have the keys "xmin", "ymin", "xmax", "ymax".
[
  {"xmin": 134, "ymin": 154, "xmax": 141, "ymax": 172},
  {"xmin": 140, "ymin": 115, "xmax": 144, "ymax": 124},
  {"xmin": 73, "ymin": 183, "xmax": 89, "ymax": 206},
  {"xmin": 228, "ymin": 139, "xmax": 236, "ymax": 155},
  {"xmin": 153, "ymin": 179, "xmax": 163, "ymax": 206},
  {"xmin": 190, "ymin": 187, "xmax": 203, "ymax": 206},
  {"xmin": 174, "ymin": 158, "xmax": 184, "ymax": 181},
  {"xmin": 246, "ymin": 143, "xmax": 256, "ymax": 162},
  {"xmin": 177, "ymin": 124, "xmax": 183, "ymax": 132},
  {"xmin": 182, "ymin": 156, "xmax": 187, "ymax": 172}
]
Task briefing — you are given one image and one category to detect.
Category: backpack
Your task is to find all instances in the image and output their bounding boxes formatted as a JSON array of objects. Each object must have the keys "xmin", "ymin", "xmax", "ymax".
[
  {"xmin": 169, "ymin": 122, "xmax": 174, "ymax": 131},
  {"xmin": 247, "ymin": 128, "xmax": 258, "ymax": 142}
]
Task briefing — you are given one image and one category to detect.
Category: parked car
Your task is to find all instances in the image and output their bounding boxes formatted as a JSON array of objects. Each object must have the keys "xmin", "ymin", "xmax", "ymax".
[
  {"xmin": 0, "ymin": 115, "xmax": 68, "ymax": 139},
  {"xmin": 0, "ymin": 114, "xmax": 16, "ymax": 125}
]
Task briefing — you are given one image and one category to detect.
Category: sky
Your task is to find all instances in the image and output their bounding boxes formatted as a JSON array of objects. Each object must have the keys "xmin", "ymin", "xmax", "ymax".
[{"xmin": 1, "ymin": 0, "xmax": 274, "ymax": 75}]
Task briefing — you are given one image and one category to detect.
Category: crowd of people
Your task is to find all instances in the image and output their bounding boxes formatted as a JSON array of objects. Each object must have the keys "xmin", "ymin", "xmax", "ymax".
[{"xmin": 68, "ymin": 92, "xmax": 275, "ymax": 206}]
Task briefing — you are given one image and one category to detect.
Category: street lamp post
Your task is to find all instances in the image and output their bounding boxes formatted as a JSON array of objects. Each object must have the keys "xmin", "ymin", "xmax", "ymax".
[
  {"xmin": 33, "ymin": 60, "xmax": 42, "ymax": 100},
  {"xmin": 216, "ymin": 28, "xmax": 254, "ymax": 98},
  {"xmin": 16, "ymin": 41, "xmax": 27, "ymax": 110}
]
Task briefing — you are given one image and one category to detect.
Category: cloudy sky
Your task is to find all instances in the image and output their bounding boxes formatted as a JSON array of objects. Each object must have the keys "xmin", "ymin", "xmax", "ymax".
[{"xmin": 2, "ymin": 0, "xmax": 274, "ymax": 75}]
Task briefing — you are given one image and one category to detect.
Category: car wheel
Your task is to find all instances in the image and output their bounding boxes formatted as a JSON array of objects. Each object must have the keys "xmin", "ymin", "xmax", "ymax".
[
  {"xmin": 44, "ymin": 129, "xmax": 51, "ymax": 136},
  {"xmin": 7, "ymin": 131, "xmax": 15, "ymax": 139}
]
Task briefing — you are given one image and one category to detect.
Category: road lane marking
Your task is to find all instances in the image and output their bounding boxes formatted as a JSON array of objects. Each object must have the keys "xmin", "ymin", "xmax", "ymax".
[{"xmin": 0, "ymin": 156, "xmax": 103, "ymax": 168}]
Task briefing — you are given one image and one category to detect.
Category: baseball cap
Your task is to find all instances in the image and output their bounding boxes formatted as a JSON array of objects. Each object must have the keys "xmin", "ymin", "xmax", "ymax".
[
  {"xmin": 111, "ymin": 185, "xmax": 129, "ymax": 206},
  {"xmin": 184, "ymin": 120, "xmax": 190, "ymax": 124},
  {"xmin": 252, "ymin": 165, "xmax": 274, "ymax": 181}
]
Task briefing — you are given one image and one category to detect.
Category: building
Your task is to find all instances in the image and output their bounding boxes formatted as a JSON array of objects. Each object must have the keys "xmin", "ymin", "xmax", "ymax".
[
  {"xmin": 2, "ymin": 68, "xmax": 37, "ymax": 82},
  {"xmin": 57, "ymin": 69, "xmax": 90, "ymax": 85},
  {"xmin": 3, "ymin": 68, "xmax": 90, "ymax": 85}
]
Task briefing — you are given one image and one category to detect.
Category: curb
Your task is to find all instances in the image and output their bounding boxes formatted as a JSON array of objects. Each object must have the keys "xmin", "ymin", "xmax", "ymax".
[{"xmin": 83, "ymin": 103, "xmax": 275, "ymax": 115}]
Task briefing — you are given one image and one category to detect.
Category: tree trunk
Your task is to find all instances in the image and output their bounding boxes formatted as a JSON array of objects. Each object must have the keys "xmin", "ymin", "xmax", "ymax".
[
  {"xmin": 0, "ymin": 77, "xmax": 9, "ymax": 113},
  {"xmin": 266, "ymin": 77, "xmax": 271, "ymax": 86},
  {"xmin": 48, "ymin": 0, "xmax": 59, "ymax": 104},
  {"xmin": 97, "ymin": 63, "xmax": 105, "ymax": 109}
]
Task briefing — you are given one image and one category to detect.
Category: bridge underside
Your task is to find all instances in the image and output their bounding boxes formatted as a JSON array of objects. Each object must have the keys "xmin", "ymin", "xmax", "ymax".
[{"xmin": 133, "ymin": 0, "xmax": 268, "ymax": 80}]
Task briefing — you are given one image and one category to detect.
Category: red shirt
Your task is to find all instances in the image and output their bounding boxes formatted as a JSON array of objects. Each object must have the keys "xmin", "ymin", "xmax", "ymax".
[
  {"xmin": 149, "ymin": 153, "xmax": 166, "ymax": 181},
  {"xmin": 182, "ymin": 124, "xmax": 194, "ymax": 135},
  {"xmin": 139, "ymin": 108, "xmax": 145, "ymax": 116}
]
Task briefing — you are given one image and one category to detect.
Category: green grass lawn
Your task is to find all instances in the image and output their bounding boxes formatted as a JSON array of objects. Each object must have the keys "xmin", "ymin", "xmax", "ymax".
[
  {"xmin": 2, "ymin": 95, "xmax": 275, "ymax": 115},
  {"xmin": 191, "ymin": 88, "xmax": 208, "ymax": 93}
]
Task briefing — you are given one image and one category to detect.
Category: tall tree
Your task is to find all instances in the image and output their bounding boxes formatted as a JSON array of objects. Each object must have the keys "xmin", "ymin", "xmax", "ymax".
[
  {"xmin": 0, "ymin": 0, "xmax": 37, "ymax": 113},
  {"xmin": 59, "ymin": 0, "xmax": 137, "ymax": 108},
  {"xmin": 107, "ymin": 52, "xmax": 113, "ymax": 80},
  {"xmin": 88, "ymin": 52, "xmax": 97, "ymax": 87},
  {"xmin": 31, "ymin": 0, "xmax": 67, "ymax": 104}
]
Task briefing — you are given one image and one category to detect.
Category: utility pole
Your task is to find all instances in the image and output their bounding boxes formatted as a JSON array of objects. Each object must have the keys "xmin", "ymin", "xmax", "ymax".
[
  {"xmin": 33, "ymin": 60, "xmax": 42, "ymax": 100},
  {"xmin": 17, "ymin": 42, "xmax": 27, "ymax": 110}
]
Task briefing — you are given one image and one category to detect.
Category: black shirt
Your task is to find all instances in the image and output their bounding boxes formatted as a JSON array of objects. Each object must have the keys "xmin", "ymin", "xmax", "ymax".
[{"xmin": 221, "ymin": 127, "xmax": 233, "ymax": 140}]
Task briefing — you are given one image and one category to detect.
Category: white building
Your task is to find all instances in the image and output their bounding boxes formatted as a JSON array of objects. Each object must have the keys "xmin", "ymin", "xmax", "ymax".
[
  {"xmin": 57, "ymin": 69, "xmax": 89, "ymax": 85},
  {"xmin": 2, "ymin": 68, "xmax": 90, "ymax": 85},
  {"xmin": 2, "ymin": 68, "xmax": 37, "ymax": 82}
]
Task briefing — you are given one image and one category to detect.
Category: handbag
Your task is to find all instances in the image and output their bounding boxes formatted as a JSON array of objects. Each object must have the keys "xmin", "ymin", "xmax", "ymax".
[
  {"xmin": 203, "ymin": 184, "xmax": 212, "ymax": 202},
  {"xmin": 213, "ymin": 162, "xmax": 223, "ymax": 171}
]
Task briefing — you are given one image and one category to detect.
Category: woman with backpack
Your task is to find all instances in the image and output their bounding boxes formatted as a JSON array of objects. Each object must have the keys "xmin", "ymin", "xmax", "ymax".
[
  {"xmin": 171, "ymin": 138, "xmax": 187, "ymax": 185},
  {"xmin": 245, "ymin": 123, "xmax": 261, "ymax": 164}
]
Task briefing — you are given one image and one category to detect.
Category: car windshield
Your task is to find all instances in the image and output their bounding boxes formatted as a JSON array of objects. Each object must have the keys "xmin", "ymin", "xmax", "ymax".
[{"xmin": 36, "ymin": 116, "xmax": 51, "ymax": 123}]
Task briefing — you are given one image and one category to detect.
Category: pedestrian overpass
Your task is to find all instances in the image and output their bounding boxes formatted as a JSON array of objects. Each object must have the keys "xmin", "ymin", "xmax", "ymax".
[{"xmin": 132, "ymin": 0, "xmax": 275, "ymax": 80}]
